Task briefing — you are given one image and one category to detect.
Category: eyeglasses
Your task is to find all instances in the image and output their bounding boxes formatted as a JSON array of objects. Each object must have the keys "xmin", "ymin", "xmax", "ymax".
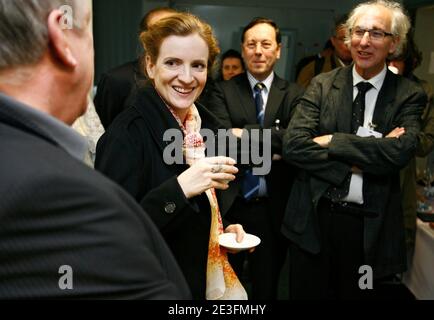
[{"xmin": 351, "ymin": 27, "xmax": 394, "ymax": 40}]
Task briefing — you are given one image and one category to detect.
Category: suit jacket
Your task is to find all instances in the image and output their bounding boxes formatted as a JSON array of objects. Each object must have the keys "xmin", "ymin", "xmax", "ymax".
[
  {"xmin": 283, "ymin": 66, "xmax": 427, "ymax": 278},
  {"xmin": 0, "ymin": 94, "xmax": 190, "ymax": 299},
  {"xmin": 206, "ymin": 73, "xmax": 304, "ymax": 232},
  {"xmin": 94, "ymin": 59, "xmax": 146, "ymax": 129},
  {"xmin": 95, "ymin": 84, "xmax": 225, "ymax": 299}
]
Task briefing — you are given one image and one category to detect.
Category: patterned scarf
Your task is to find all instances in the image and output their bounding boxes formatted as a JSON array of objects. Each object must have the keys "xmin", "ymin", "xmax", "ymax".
[{"xmin": 167, "ymin": 104, "xmax": 247, "ymax": 300}]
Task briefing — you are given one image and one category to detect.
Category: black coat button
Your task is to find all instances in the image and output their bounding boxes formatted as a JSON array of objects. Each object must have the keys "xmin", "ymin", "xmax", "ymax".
[{"xmin": 164, "ymin": 202, "xmax": 176, "ymax": 214}]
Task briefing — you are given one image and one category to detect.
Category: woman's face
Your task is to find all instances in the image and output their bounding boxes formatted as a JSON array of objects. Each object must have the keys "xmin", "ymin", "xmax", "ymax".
[{"xmin": 146, "ymin": 34, "xmax": 209, "ymax": 119}]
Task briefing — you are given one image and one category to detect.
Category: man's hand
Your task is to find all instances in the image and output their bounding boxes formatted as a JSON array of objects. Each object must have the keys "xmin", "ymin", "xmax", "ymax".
[
  {"xmin": 231, "ymin": 128, "xmax": 244, "ymax": 138},
  {"xmin": 313, "ymin": 134, "xmax": 333, "ymax": 148},
  {"xmin": 272, "ymin": 154, "xmax": 282, "ymax": 161},
  {"xmin": 386, "ymin": 127, "xmax": 405, "ymax": 138}
]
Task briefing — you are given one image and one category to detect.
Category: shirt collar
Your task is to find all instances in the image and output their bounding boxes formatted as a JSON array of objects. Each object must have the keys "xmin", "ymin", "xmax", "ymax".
[
  {"xmin": 0, "ymin": 93, "xmax": 87, "ymax": 161},
  {"xmin": 246, "ymin": 71, "xmax": 274, "ymax": 93},
  {"xmin": 352, "ymin": 64, "xmax": 387, "ymax": 91}
]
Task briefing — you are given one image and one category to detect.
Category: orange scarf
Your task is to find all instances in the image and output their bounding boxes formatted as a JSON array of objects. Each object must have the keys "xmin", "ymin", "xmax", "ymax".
[{"xmin": 169, "ymin": 104, "xmax": 247, "ymax": 300}]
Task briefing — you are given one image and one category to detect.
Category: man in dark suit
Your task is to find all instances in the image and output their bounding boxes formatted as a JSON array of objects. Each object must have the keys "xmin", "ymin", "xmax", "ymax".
[
  {"xmin": 0, "ymin": 0, "xmax": 190, "ymax": 299},
  {"xmin": 94, "ymin": 7, "xmax": 176, "ymax": 129},
  {"xmin": 206, "ymin": 17, "xmax": 303, "ymax": 299},
  {"xmin": 283, "ymin": 0, "xmax": 427, "ymax": 299}
]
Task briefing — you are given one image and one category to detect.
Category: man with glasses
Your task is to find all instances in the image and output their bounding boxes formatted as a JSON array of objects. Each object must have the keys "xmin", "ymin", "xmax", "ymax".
[
  {"xmin": 282, "ymin": 0, "xmax": 427, "ymax": 299},
  {"xmin": 206, "ymin": 17, "xmax": 303, "ymax": 299}
]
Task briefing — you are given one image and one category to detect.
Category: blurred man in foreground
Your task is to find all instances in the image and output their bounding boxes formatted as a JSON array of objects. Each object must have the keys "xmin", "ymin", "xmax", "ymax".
[{"xmin": 0, "ymin": 0, "xmax": 190, "ymax": 299}]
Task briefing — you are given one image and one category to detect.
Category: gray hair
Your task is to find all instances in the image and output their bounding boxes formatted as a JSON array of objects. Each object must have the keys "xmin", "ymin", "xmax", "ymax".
[
  {"xmin": 345, "ymin": 0, "xmax": 411, "ymax": 58},
  {"xmin": 0, "ymin": 0, "xmax": 82, "ymax": 70}
]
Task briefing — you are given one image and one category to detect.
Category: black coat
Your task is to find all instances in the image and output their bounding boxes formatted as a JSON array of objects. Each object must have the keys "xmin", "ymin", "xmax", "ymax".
[
  {"xmin": 95, "ymin": 84, "xmax": 225, "ymax": 299},
  {"xmin": 0, "ymin": 93, "xmax": 190, "ymax": 299},
  {"xmin": 283, "ymin": 66, "xmax": 427, "ymax": 278},
  {"xmin": 94, "ymin": 59, "xmax": 146, "ymax": 129}
]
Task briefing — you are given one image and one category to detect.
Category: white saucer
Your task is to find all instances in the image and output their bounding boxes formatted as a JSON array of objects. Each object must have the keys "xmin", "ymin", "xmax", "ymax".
[{"xmin": 218, "ymin": 233, "xmax": 261, "ymax": 251}]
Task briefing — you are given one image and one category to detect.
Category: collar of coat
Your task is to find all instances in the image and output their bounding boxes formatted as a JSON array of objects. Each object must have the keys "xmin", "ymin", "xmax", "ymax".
[{"xmin": 127, "ymin": 83, "xmax": 224, "ymax": 155}]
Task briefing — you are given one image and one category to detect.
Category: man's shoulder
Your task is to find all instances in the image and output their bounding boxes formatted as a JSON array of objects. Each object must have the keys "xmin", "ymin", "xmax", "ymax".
[
  {"xmin": 315, "ymin": 65, "xmax": 347, "ymax": 81},
  {"xmin": 0, "ymin": 123, "xmax": 129, "ymax": 205},
  {"xmin": 217, "ymin": 73, "xmax": 248, "ymax": 90},
  {"xmin": 98, "ymin": 60, "xmax": 139, "ymax": 88},
  {"xmin": 394, "ymin": 72, "xmax": 426, "ymax": 93},
  {"xmin": 388, "ymin": 74, "xmax": 428, "ymax": 110},
  {"xmin": 104, "ymin": 86, "xmax": 160, "ymax": 135},
  {"xmin": 272, "ymin": 74, "xmax": 292, "ymax": 88},
  {"xmin": 306, "ymin": 66, "xmax": 351, "ymax": 92},
  {"xmin": 104, "ymin": 60, "xmax": 138, "ymax": 78}
]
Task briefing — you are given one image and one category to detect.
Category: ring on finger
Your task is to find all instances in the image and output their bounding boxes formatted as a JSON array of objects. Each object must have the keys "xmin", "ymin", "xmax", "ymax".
[{"xmin": 212, "ymin": 164, "xmax": 222, "ymax": 173}]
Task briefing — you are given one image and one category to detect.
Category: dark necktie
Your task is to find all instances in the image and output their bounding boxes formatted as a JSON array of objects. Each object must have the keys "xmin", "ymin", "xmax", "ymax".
[
  {"xmin": 352, "ymin": 82, "xmax": 373, "ymax": 133},
  {"xmin": 325, "ymin": 81, "xmax": 373, "ymax": 202},
  {"xmin": 254, "ymin": 82, "xmax": 265, "ymax": 126},
  {"xmin": 242, "ymin": 82, "xmax": 265, "ymax": 200}
]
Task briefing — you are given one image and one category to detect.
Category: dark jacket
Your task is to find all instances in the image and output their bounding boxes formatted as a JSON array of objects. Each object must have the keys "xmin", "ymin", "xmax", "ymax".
[
  {"xmin": 94, "ymin": 59, "xmax": 146, "ymax": 129},
  {"xmin": 206, "ymin": 73, "xmax": 304, "ymax": 232},
  {"xmin": 95, "ymin": 84, "xmax": 225, "ymax": 299},
  {"xmin": 0, "ymin": 94, "xmax": 190, "ymax": 299},
  {"xmin": 283, "ymin": 66, "xmax": 427, "ymax": 278}
]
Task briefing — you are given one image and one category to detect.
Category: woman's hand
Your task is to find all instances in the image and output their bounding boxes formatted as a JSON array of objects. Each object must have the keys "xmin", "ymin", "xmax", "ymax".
[
  {"xmin": 177, "ymin": 156, "xmax": 238, "ymax": 199},
  {"xmin": 224, "ymin": 224, "xmax": 255, "ymax": 254},
  {"xmin": 224, "ymin": 224, "xmax": 245, "ymax": 243}
]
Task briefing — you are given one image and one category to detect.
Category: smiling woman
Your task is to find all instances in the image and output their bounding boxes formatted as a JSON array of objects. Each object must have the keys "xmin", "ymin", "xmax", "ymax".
[
  {"xmin": 95, "ymin": 13, "xmax": 247, "ymax": 300},
  {"xmin": 144, "ymin": 33, "xmax": 208, "ymax": 121}
]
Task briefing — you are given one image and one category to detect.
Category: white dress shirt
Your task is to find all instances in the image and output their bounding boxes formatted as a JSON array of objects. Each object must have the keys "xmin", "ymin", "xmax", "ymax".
[{"xmin": 342, "ymin": 64, "xmax": 387, "ymax": 204}]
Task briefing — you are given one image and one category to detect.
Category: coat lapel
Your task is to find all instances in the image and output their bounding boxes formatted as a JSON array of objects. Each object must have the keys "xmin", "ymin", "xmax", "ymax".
[
  {"xmin": 130, "ymin": 84, "xmax": 223, "ymax": 163},
  {"xmin": 264, "ymin": 75, "xmax": 287, "ymax": 128},
  {"xmin": 131, "ymin": 85, "xmax": 182, "ymax": 155},
  {"xmin": 332, "ymin": 66, "xmax": 353, "ymax": 134},
  {"xmin": 235, "ymin": 74, "xmax": 257, "ymax": 124},
  {"xmin": 372, "ymin": 70, "xmax": 397, "ymax": 134}
]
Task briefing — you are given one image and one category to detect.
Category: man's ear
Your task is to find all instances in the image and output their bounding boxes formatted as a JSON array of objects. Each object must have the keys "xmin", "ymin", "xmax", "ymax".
[
  {"xmin": 276, "ymin": 43, "xmax": 282, "ymax": 60},
  {"xmin": 47, "ymin": 9, "xmax": 77, "ymax": 67}
]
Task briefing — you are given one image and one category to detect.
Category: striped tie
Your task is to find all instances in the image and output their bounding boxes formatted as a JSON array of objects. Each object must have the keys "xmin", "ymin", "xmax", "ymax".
[{"xmin": 242, "ymin": 82, "xmax": 266, "ymax": 200}]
